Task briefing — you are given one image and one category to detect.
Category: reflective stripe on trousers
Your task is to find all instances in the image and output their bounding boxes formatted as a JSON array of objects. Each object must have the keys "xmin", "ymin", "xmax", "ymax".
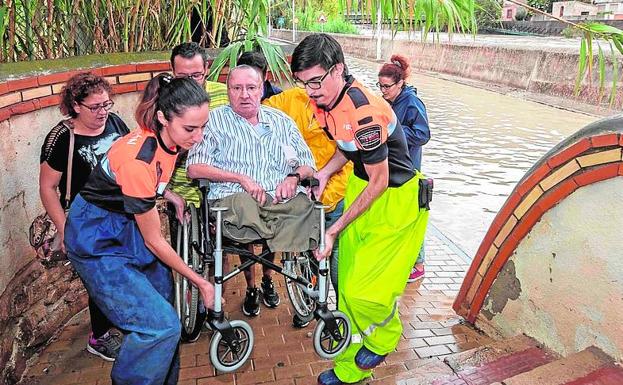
[{"xmin": 333, "ymin": 174, "xmax": 429, "ymax": 383}]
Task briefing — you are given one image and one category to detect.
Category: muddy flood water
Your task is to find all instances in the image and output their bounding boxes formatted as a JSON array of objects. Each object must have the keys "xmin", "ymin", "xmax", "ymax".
[{"xmin": 348, "ymin": 56, "xmax": 597, "ymax": 257}]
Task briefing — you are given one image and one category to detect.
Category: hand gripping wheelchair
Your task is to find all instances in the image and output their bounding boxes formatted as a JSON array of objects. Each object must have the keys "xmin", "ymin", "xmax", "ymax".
[{"xmin": 173, "ymin": 178, "xmax": 352, "ymax": 372}]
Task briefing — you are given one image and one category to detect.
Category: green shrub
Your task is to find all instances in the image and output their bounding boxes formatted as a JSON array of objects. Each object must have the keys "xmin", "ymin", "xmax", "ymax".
[
  {"xmin": 475, "ymin": 0, "xmax": 502, "ymax": 29},
  {"xmin": 515, "ymin": 7, "xmax": 528, "ymax": 21},
  {"xmin": 310, "ymin": 16, "xmax": 359, "ymax": 34},
  {"xmin": 561, "ymin": 26, "xmax": 581, "ymax": 38},
  {"xmin": 295, "ymin": 9, "xmax": 358, "ymax": 34},
  {"xmin": 527, "ymin": 0, "xmax": 553, "ymax": 13}
]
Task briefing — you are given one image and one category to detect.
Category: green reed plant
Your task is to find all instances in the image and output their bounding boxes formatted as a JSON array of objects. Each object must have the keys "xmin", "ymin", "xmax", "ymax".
[
  {"xmin": 205, "ymin": 0, "xmax": 293, "ymax": 85},
  {"xmin": 0, "ymin": 0, "xmax": 275, "ymax": 63},
  {"xmin": 310, "ymin": 15, "xmax": 359, "ymax": 34},
  {"xmin": 0, "ymin": 0, "xmax": 199, "ymax": 62}
]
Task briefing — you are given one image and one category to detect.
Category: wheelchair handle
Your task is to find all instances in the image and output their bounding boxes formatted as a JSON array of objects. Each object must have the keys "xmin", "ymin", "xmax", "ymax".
[
  {"xmin": 196, "ymin": 178, "xmax": 210, "ymax": 195},
  {"xmin": 300, "ymin": 177, "xmax": 319, "ymax": 188},
  {"xmin": 301, "ymin": 177, "xmax": 320, "ymax": 201},
  {"xmin": 197, "ymin": 178, "xmax": 210, "ymax": 188}
]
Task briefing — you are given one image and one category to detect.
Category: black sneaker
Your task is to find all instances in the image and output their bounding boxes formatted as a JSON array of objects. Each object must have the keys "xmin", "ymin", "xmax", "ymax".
[
  {"xmin": 242, "ymin": 287, "xmax": 261, "ymax": 317},
  {"xmin": 87, "ymin": 331, "xmax": 122, "ymax": 362},
  {"xmin": 261, "ymin": 276, "xmax": 280, "ymax": 308},
  {"xmin": 292, "ymin": 314, "xmax": 311, "ymax": 328}
]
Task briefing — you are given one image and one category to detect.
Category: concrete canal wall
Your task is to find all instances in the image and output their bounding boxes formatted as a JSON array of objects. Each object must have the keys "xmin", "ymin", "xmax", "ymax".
[{"xmin": 272, "ymin": 30, "xmax": 623, "ymax": 109}]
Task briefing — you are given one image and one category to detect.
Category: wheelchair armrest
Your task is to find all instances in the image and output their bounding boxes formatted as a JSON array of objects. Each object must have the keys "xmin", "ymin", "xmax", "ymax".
[
  {"xmin": 300, "ymin": 177, "xmax": 319, "ymax": 188},
  {"xmin": 196, "ymin": 178, "xmax": 210, "ymax": 191}
]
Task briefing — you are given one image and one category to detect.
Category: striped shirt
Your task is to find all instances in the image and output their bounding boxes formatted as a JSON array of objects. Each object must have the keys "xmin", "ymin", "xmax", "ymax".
[{"xmin": 186, "ymin": 105, "xmax": 316, "ymax": 200}]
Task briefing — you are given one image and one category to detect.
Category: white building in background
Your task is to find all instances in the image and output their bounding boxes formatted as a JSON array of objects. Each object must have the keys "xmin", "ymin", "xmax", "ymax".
[
  {"xmin": 552, "ymin": 1, "xmax": 598, "ymax": 19},
  {"xmin": 593, "ymin": 0, "xmax": 623, "ymax": 19}
]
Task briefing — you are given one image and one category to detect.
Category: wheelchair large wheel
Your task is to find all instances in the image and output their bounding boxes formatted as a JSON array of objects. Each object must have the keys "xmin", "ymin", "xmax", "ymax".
[
  {"xmin": 313, "ymin": 311, "xmax": 351, "ymax": 359},
  {"xmin": 285, "ymin": 251, "xmax": 320, "ymax": 322},
  {"xmin": 177, "ymin": 204, "xmax": 206, "ymax": 342},
  {"xmin": 209, "ymin": 320, "xmax": 254, "ymax": 373}
]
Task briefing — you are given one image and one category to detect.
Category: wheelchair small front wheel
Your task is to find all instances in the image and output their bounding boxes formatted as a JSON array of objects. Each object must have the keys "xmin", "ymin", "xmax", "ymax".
[
  {"xmin": 209, "ymin": 319, "xmax": 254, "ymax": 373},
  {"xmin": 313, "ymin": 311, "xmax": 351, "ymax": 359}
]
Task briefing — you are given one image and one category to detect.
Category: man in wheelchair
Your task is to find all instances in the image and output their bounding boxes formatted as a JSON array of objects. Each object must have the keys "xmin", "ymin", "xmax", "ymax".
[{"xmin": 186, "ymin": 64, "xmax": 319, "ymax": 317}]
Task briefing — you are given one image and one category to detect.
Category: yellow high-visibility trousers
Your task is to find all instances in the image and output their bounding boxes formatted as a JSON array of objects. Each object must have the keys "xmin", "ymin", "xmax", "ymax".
[{"xmin": 333, "ymin": 173, "xmax": 429, "ymax": 383}]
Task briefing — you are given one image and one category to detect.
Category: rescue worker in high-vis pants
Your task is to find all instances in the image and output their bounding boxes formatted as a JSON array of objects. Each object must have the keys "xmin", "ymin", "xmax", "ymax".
[{"xmin": 291, "ymin": 34, "xmax": 430, "ymax": 384}]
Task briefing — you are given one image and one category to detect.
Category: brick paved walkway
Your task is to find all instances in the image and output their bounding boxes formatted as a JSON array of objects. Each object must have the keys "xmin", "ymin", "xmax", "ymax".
[{"xmin": 20, "ymin": 230, "xmax": 491, "ymax": 385}]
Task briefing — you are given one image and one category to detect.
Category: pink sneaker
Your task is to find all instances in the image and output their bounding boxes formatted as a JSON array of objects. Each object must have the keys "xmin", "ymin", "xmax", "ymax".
[{"xmin": 407, "ymin": 266, "xmax": 425, "ymax": 283}]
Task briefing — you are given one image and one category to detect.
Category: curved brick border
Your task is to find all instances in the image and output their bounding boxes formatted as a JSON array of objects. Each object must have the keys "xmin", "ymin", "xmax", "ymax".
[
  {"xmin": 454, "ymin": 125, "xmax": 623, "ymax": 323},
  {"xmin": 0, "ymin": 60, "xmax": 232, "ymax": 123}
]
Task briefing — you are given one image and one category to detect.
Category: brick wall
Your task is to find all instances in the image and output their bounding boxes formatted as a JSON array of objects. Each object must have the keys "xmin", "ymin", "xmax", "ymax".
[
  {"xmin": 454, "ymin": 123, "xmax": 623, "ymax": 360},
  {"xmin": 1, "ymin": 61, "xmax": 231, "ymax": 123}
]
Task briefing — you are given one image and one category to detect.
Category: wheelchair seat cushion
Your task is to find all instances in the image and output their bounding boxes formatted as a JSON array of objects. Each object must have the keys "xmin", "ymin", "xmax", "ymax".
[{"xmin": 211, "ymin": 192, "xmax": 320, "ymax": 252}]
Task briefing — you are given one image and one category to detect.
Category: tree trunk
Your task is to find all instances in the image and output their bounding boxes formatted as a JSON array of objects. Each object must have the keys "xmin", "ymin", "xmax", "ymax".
[{"xmin": 375, "ymin": 0, "xmax": 382, "ymax": 60}]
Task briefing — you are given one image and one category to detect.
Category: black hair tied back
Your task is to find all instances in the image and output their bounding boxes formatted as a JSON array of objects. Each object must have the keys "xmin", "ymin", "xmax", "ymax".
[
  {"xmin": 135, "ymin": 73, "xmax": 208, "ymax": 133},
  {"xmin": 155, "ymin": 76, "xmax": 210, "ymax": 127},
  {"xmin": 159, "ymin": 73, "xmax": 174, "ymax": 88}
]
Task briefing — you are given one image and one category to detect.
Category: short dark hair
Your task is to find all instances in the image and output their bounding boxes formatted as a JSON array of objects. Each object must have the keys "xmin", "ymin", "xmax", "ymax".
[
  {"xmin": 291, "ymin": 33, "xmax": 345, "ymax": 74},
  {"xmin": 135, "ymin": 74, "xmax": 210, "ymax": 133},
  {"xmin": 170, "ymin": 42, "xmax": 208, "ymax": 68},
  {"xmin": 237, "ymin": 51, "xmax": 268, "ymax": 77},
  {"xmin": 60, "ymin": 72, "xmax": 112, "ymax": 118}
]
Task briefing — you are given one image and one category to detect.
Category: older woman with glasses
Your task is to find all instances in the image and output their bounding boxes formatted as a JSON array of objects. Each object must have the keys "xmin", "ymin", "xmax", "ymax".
[
  {"xmin": 39, "ymin": 72, "xmax": 129, "ymax": 361},
  {"xmin": 378, "ymin": 54, "xmax": 430, "ymax": 283}
]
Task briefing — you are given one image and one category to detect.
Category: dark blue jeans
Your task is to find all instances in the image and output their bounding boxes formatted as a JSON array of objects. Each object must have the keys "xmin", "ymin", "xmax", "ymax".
[{"xmin": 66, "ymin": 195, "xmax": 180, "ymax": 385}]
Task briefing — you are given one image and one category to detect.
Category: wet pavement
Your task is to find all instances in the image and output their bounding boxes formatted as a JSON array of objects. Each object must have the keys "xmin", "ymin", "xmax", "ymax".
[{"xmin": 19, "ymin": 231, "xmax": 491, "ymax": 385}]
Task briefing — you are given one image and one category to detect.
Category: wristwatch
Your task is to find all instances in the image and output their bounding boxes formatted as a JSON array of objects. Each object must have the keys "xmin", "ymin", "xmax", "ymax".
[{"xmin": 287, "ymin": 172, "xmax": 301, "ymax": 184}]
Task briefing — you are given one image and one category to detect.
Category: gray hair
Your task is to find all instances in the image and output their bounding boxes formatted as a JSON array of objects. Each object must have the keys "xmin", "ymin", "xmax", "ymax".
[{"xmin": 226, "ymin": 64, "xmax": 263, "ymax": 86}]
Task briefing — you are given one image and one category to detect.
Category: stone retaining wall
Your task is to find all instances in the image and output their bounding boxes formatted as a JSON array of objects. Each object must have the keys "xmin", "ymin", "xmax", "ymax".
[
  {"xmin": 272, "ymin": 30, "xmax": 623, "ymax": 108},
  {"xmin": 499, "ymin": 20, "xmax": 623, "ymax": 36}
]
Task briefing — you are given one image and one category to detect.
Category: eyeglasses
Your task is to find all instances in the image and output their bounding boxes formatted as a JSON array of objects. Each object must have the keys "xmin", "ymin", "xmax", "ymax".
[
  {"xmin": 295, "ymin": 65, "xmax": 335, "ymax": 90},
  {"xmin": 376, "ymin": 81, "xmax": 397, "ymax": 90},
  {"xmin": 178, "ymin": 72, "xmax": 205, "ymax": 81},
  {"xmin": 80, "ymin": 100, "xmax": 114, "ymax": 113},
  {"xmin": 229, "ymin": 84, "xmax": 260, "ymax": 95}
]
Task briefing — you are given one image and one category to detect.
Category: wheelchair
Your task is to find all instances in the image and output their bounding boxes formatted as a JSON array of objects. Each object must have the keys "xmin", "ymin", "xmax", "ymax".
[
  {"xmin": 173, "ymin": 178, "xmax": 352, "ymax": 372},
  {"xmin": 173, "ymin": 202, "xmax": 206, "ymax": 342}
]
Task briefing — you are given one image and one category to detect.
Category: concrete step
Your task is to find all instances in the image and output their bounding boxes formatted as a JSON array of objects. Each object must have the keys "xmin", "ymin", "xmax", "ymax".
[
  {"xmin": 389, "ymin": 357, "xmax": 458, "ymax": 385},
  {"xmin": 444, "ymin": 334, "xmax": 543, "ymax": 373},
  {"xmin": 501, "ymin": 347, "xmax": 616, "ymax": 385},
  {"xmin": 563, "ymin": 364, "xmax": 623, "ymax": 385},
  {"xmin": 395, "ymin": 334, "xmax": 558, "ymax": 385}
]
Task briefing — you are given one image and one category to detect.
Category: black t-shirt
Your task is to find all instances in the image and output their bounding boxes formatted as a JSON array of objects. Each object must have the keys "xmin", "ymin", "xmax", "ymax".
[{"xmin": 39, "ymin": 113, "xmax": 130, "ymax": 208}]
